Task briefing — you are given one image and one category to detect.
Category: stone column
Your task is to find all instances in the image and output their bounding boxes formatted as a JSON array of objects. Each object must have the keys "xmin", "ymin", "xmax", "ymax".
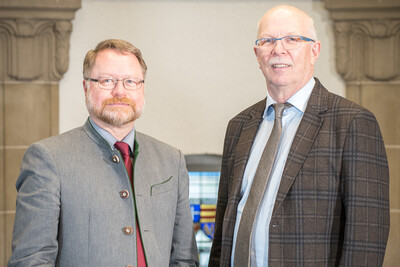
[
  {"xmin": 0, "ymin": 0, "xmax": 80, "ymax": 265},
  {"xmin": 324, "ymin": 0, "xmax": 400, "ymax": 266}
]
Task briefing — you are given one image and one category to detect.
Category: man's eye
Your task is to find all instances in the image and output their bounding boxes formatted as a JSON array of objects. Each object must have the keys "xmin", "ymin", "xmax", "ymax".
[
  {"xmin": 287, "ymin": 37, "xmax": 300, "ymax": 43},
  {"xmin": 100, "ymin": 79, "xmax": 114, "ymax": 84},
  {"xmin": 258, "ymin": 38, "xmax": 273, "ymax": 46},
  {"xmin": 125, "ymin": 79, "xmax": 136, "ymax": 85}
]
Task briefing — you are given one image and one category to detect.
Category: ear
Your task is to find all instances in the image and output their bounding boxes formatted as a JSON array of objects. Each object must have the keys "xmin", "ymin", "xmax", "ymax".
[
  {"xmin": 254, "ymin": 46, "xmax": 262, "ymax": 65},
  {"xmin": 310, "ymin": 41, "xmax": 321, "ymax": 65},
  {"xmin": 83, "ymin": 79, "xmax": 88, "ymax": 93}
]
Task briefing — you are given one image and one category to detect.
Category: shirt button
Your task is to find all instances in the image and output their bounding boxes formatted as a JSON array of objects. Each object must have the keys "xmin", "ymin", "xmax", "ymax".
[
  {"xmin": 120, "ymin": 190, "xmax": 130, "ymax": 199},
  {"xmin": 123, "ymin": 226, "xmax": 134, "ymax": 235},
  {"xmin": 112, "ymin": 155, "xmax": 120, "ymax": 163}
]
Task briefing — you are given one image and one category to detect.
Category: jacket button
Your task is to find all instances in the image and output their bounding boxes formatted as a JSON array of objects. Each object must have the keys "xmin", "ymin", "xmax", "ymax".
[
  {"xmin": 123, "ymin": 226, "xmax": 134, "ymax": 235},
  {"xmin": 120, "ymin": 190, "xmax": 130, "ymax": 199},
  {"xmin": 112, "ymin": 155, "xmax": 120, "ymax": 163}
]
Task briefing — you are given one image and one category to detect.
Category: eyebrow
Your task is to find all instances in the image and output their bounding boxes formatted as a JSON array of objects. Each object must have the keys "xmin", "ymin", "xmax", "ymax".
[{"xmin": 259, "ymin": 32, "xmax": 300, "ymax": 38}]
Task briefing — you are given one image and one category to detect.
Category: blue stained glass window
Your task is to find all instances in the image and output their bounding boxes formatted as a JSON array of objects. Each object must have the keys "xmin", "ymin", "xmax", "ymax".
[
  {"xmin": 185, "ymin": 154, "xmax": 221, "ymax": 267},
  {"xmin": 189, "ymin": 171, "xmax": 220, "ymax": 267}
]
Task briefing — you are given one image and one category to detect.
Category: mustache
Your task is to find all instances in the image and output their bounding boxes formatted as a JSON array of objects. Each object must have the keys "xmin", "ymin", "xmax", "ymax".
[
  {"xmin": 102, "ymin": 97, "xmax": 134, "ymax": 107},
  {"xmin": 268, "ymin": 58, "xmax": 293, "ymax": 67}
]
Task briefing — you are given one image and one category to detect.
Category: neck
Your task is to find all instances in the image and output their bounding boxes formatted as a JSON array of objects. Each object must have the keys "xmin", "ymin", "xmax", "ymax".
[
  {"xmin": 267, "ymin": 85, "xmax": 299, "ymax": 103},
  {"xmin": 91, "ymin": 117, "xmax": 135, "ymax": 141}
]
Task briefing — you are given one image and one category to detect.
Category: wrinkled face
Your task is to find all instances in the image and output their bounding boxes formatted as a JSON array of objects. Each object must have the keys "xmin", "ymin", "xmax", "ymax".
[
  {"xmin": 254, "ymin": 8, "xmax": 320, "ymax": 94},
  {"xmin": 83, "ymin": 49, "xmax": 145, "ymax": 127}
]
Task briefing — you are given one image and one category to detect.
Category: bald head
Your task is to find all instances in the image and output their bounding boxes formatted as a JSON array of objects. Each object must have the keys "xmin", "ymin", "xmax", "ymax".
[
  {"xmin": 253, "ymin": 5, "xmax": 321, "ymax": 102},
  {"xmin": 257, "ymin": 5, "xmax": 317, "ymax": 41}
]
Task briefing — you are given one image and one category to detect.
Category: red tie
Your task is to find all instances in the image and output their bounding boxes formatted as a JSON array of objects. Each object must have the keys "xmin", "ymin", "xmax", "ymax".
[{"xmin": 114, "ymin": 141, "xmax": 146, "ymax": 267}]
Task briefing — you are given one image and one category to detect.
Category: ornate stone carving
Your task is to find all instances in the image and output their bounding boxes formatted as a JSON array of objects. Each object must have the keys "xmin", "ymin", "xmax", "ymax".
[
  {"xmin": 333, "ymin": 19, "xmax": 400, "ymax": 81},
  {"xmin": 54, "ymin": 21, "xmax": 73, "ymax": 78},
  {"xmin": 0, "ymin": 19, "xmax": 73, "ymax": 81},
  {"xmin": 0, "ymin": 0, "xmax": 80, "ymax": 82}
]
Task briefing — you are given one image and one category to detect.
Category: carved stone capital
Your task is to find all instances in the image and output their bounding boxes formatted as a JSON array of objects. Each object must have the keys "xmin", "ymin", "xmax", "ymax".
[
  {"xmin": 325, "ymin": 0, "xmax": 400, "ymax": 82},
  {"xmin": 332, "ymin": 19, "xmax": 400, "ymax": 81},
  {"xmin": 0, "ymin": 0, "xmax": 80, "ymax": 81}
]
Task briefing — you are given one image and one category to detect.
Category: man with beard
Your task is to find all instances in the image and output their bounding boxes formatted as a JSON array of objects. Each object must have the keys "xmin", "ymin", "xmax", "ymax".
[
  {"xmin": 209, "ymin": 5, "xmax": 389, "ymax": 267},
  {"xmin": 8, "ymin": 39, "xmax": 199, "ymax": 267}
]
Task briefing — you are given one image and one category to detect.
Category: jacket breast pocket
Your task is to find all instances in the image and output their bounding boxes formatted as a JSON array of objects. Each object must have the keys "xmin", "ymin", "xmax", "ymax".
[{"xmin": 150, "ymin": 176, "xmax": 173, "ymax": 196}]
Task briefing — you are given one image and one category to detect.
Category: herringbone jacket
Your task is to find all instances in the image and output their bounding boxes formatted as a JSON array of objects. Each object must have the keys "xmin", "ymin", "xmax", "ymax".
[{"xmin": 209, "ymin": 79, "xmax": 390, "ymax": 267}]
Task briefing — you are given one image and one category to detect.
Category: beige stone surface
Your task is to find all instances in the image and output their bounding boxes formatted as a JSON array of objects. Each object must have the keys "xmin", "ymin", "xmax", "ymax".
[
  {"xmin": 384, "ymin": 212, "xmax": 400, "ymax": 267},
  {"xmin": 0, "ymin": 68, "xmax": 5, "ymax": 267},
  {"xmin": 387, "ymin": 148, "xmax": 400, "ymax": 210},
  {"xmin": 5, "ymin": 148, "xmax": 25, "ymax": 211},
  {"xmin": 5, "ymin": 213, "xmax": 15, "ymax": 266},
  {"xmin": 347, "ymin": 83, "xmax": 400, "ymax": 145},
  {"xmin": 0, "ymin": 85, "xmax": 4, "ymax": 211},
  {"xmin": 0, "ymin": 0, "xmax": 81, "ymax": 20},
  {"xmin": 4, "ymin": 83, "xmax": 57, "ymax": 146},
  {"xmin": 0, "ymin": 214, "xmax": 4, "ymax": 267}
]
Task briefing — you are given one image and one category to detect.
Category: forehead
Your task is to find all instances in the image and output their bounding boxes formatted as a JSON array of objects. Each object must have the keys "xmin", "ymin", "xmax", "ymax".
[
  {"xmin": 91, "ymin": 49, "xmax": 143, "ymax": 77},
  {"xmin": 258, "ymin": 9, "xmax": 310, "ymax": 38}
]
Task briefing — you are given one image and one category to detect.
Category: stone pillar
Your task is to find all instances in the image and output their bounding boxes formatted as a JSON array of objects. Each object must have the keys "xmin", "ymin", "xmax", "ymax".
[
  {"xmin": 324, "ymin": 0, "xmax": 400, "ymax": 266},
  {"xmin": 0, "ymin": 0, "xmax": 80, "ymax": 265}
]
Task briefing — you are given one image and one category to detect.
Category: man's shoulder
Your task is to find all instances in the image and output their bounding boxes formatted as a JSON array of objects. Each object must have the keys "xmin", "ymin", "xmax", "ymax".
[
  {"xmin": 311, "ymin": 78, "xmax": 374, "ymax": 118},
  {"xmin": 229, "ymin": 98, "xmax": 266, "ymax": 124},
  {"xmin": 34, "ymin": 126, "xmax": 85, "ymax": 147},
  {"xmin": 136, "ymin": 131, "xmax": 181, "ymax": 155},
  {"xmin": 320, "ymin": 85, "xmax": 373, "ymax": 117},
  {"xmin": 20, "ymin": 126, "xmax": 89, "ymax": 166}
]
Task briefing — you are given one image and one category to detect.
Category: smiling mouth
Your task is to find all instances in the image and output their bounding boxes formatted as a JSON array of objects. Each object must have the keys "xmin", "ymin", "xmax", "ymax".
[{"xmin": 272, "ymin": 64, "xmax": 290, "ymax": 68}]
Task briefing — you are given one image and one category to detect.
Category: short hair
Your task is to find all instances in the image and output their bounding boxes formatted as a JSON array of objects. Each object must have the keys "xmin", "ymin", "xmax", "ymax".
[
  {"xmin": 83, "ymin": 39, "xmax": 147, "ymax": 79},
  {"xmin": 307, "ymin": 17, "xmax": 318, "ymax": 41}
]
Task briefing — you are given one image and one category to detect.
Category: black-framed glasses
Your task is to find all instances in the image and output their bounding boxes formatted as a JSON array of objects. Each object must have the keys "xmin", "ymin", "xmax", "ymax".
[
  {"xmin": 255, "ymin": 35, "xmax": 315, "ymax": 51},
  {"xmin": 86, "ymin": 77, "xmax": 145, "ymax": 90}
]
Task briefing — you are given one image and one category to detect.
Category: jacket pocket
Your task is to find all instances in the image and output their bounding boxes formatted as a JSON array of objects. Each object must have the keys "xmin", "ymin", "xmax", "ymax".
[{"xmin": 150, "ymin": 176, "xmax": 173, "ymax": 196}]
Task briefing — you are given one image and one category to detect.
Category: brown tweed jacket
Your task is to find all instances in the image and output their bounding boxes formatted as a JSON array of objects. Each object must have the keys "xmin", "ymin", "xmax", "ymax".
[{"xmin": 209, "ymin": 79, "xmax": 390, "ymax": 267}]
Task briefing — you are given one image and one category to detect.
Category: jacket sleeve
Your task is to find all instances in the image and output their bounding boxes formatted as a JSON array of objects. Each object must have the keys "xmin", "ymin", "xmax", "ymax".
[
  {"xmin": 8, "ymin": 143, "xmax": 60, "ymax": 267},
  {"xmin": 208, "ymin": 117, "xmax": 242, "ymax": 267},
  {"xmin": 208, "ymin": 128, "xmax": 231, "ymax": 266},
  {"xmin": 169, "ymin": 150, "xmax": 199, "ymax": 267},
  {"xmin": 339, "ymin": 110, "xmax": 390, "ymax": 266}
]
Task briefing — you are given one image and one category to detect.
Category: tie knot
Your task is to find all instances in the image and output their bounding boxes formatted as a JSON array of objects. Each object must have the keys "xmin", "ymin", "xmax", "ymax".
[
  {"xmin": 114, "ymin": 141, "xmax": 131, "ymax": 157},
  {"xmin": 272, "ymin": 102, "xmax": 291, "ymax": 119}
]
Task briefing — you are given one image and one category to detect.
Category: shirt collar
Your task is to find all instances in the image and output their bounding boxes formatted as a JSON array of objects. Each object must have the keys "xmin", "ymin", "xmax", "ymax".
[
  {"xmin": 264, "ymin": 77, "xmax": 315, "ymax": 118},
  {"xmin": 89, "ymin": 117, "xmax": 136, "ymax": 152}
]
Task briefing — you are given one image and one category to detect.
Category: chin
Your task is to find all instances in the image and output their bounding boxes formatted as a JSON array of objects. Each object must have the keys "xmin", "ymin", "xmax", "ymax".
[{"xmin": 269, "ymin": 78, "xmax": 291, "ymax": 87}]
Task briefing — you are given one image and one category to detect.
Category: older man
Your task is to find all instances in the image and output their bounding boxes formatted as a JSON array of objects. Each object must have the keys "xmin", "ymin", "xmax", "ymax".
[
  {"xmin": 8, "ymin": 39, "xmax": 198, "ymax": 267},
  {"xmin": 209, "ymin": 5, "xmax": 389, "ymax": 267}
]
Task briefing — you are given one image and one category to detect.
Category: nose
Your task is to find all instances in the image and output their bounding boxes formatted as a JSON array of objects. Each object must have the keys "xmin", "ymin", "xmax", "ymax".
[
  {"xmin": 112, "ymin": 80, "xmax": 126, "ymax": 96},
  {"xmin": 271, "ymin": 39, "xmax": 287, "ymax": 55}
]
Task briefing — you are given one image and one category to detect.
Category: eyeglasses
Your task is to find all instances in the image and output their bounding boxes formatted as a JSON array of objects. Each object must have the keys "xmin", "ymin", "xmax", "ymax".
[
  {"xmin": 255, "ymin": 35, "xmax": 315, "ymax": 51},
  {"xmin": 86, "ymin": 77, "xmax": 145, "ymax": 90}
]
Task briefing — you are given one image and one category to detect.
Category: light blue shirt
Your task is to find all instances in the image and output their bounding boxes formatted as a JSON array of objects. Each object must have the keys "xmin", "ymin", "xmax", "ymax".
[
  {"xmin": 231, "ymin": 78, "xmax": 315, "ymax": 267},
  {"xmin": 89, "ymin": 117, "xmax": 135, "ymax": 152}
]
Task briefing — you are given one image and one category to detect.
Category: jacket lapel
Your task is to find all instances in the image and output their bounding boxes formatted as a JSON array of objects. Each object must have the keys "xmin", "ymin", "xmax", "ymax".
[
  {"xmin": 272, "ymin": 79, "xmax": 328, "ymax": 214},
  {"xmin": 230, "ymin": 100, "xmax": 266, "ymax": 199}
]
